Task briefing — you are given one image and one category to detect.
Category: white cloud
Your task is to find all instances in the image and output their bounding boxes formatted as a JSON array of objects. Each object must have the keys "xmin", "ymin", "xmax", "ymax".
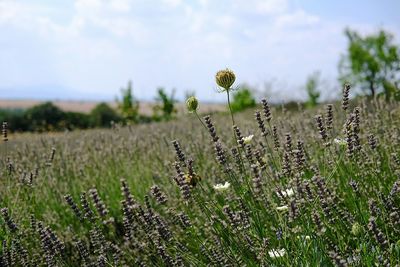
[
  {"xmin": 255, "ymin": 0, "xmax": 288, "ymax": 14},
  {"xmin": 74, "ymin": 0, "xmax": 133, "ymax": 13},
  {"xmin": 110, "ymin": 0, "xmax": 132, "ymax": 12},
  {"xmin": 232, "ymin": 0, "xmax": 288, "ymax": 15},
  {"xmin": 216, "ymin": 15, "xmax": 235, "ymax": 30},
  {"xmin": 74, "ymin": 0, "xmax": 102, "ymax": 12},
  {"xmin": 0, "ymin": 1, "xmax": 19, "ymax": 23},
  {"xmin": 198, "ymin": 0, "xmax": 209, "ymax": 7},
  {"xmin": 162, "ymin": 0, "xmax": 182, "ymax": 8},
  {"xmin": 275, "ymin": 9, "xmax": 320, "ymax": 28},
  {"xmin": 0, "ymin": 1, "xmax": 40, "ymax": 27}
]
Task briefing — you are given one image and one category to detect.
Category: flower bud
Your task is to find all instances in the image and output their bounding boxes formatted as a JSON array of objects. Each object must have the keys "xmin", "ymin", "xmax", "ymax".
[
  {"xmin": 186, "ymin": 96, "xmax": 199, "ymax": 113},
  {"xmin": 215, "ymin": 68, "xmax": 235, "ymax": 91}
]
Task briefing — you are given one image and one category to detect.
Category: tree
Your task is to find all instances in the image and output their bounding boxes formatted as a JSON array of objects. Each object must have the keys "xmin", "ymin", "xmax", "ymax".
[
  {"xmin": 64, "ymin": 112, "xmax": 90, "ymax": 130},
  {"xmin": 305, "ymin": 72, "xmax": 321, "ymax": 108},
  {"xmin": 117, "ymin": 81, "xmax": 140, "ymax": 122},
  {"xmin": 25, "ymin": 102, "xmax": 66, "ymax": 131},
  {"xmin": 90, "ymin": 103, "xmax": 121, "ymax": 127},
  {"xmin": 339, "ymin": 28, "xmax": 400, "ymax": 99},
  {"xmin": 152, "ymin": 88, "xmax": 177, "ymax": 121},
  {"xmin": 230, "ymin": 84, "xmax": 256, "ymax": 112}
]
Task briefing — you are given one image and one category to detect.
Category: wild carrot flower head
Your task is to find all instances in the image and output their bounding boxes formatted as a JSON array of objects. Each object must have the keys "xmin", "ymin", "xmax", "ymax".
[
  {"xmin": 334, "ymin": 138, "xmax": 347, "ymax": 146},
  {"xmin": 277, "ymin": 188, "xmax": 294, "ymax": 198},
  {"xmin": 213, "ymin": 181, "xmax": 230, "ymax": 191},
  {"xmin": 276, "ymin": 205, "xmax": 289, "ymax": 211},
  {"xmin": 186, "ymin": 96, "xmax": 199, "ymax": 113},
  {"xmin": 268, "ymin": 248, "xmax": 286, "ymax": 258},
  {"xmin": 243, "ymin": 134, "xmax": 254, "ymax": 144},
  {"xmin": 215, "ymin": 68, "xmax": 236, "ymax": 91}
]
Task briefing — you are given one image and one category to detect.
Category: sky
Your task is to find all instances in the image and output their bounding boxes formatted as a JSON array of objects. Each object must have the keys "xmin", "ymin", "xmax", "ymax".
[{"xmin": 0, "ymin": 0, "xmax": 399, "ymax": 102}]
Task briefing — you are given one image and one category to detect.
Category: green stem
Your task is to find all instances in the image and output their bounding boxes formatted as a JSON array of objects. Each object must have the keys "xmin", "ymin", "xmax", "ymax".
[
  {"xmin": 226, "ymin": 90, "xmax": 235, "ymax": 126},
  {"xmin": 226, "ymin": 90, "xmax": 237, "ymax": 145},
  {"xmin": 194, "ymin": 111, "xmax": 208, "ymax": 131}
]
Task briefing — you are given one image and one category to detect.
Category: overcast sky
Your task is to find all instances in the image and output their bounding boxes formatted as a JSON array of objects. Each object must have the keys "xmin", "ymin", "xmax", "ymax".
[{"xmin": 0, "ymin": 0, "xmax": 399, "ymax": 102}]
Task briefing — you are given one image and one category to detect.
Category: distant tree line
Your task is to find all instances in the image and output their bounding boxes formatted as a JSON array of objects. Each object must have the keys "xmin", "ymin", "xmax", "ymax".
[
  {"xmin": 0, "ymin": 82, "xmax": 258, "ymax": 133},
  {"xmin": 0, "ymin": 102, "xmax": 119, "ymax": 132},
  {"xmin": 0, "ymin": 83, "xmax": 201, "ymax": 132}
]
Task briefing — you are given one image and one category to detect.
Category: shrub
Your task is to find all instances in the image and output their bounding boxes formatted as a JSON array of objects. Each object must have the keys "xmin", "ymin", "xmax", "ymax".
[
  {"xmin": 305, "ymin": 71, "xmax": 321, "ymax": 108},
  {"xmin": 117, "ymin": 81, "xmax": 140, "ymax": 123},
  {"xmin": 230, "ymin": 85, "xmax": 256, "ymax": 112},
  {"xmin": 152, "ymin": 88, "xmax": 177, "ymax": 121},
  {"xmin": 24, "ymin": 102, "xmax": 66, "ymax": 132},
  {"xmin": 0, "ymin": 108, "xmax": 28, "ymax": 132},
  {"xmin": 90, "ymin": 102, "xmax": 121, "ymax": 127},
  {"xmin": 137, "ymin": 114, "xmax": 153, "ymax": 124},
  {"xmin": 63, "ymin": 112, "xmax": 91, "ymax": 130}
]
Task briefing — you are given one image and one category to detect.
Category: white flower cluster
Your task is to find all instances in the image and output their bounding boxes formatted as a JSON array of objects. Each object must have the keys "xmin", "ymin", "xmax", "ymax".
[
  {"xmin": 268, "ymin": 248, "xmax": 286, "ymax": 258},
  {"xmin": 277, "ymin": 188, "xmax": 294, "ymax": 197},
  {"xmin": 213, "ymin": 182, "xmax": 230, "ymax": 191}
]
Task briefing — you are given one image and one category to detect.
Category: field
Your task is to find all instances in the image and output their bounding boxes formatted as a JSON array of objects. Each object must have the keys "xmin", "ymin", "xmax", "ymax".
[{"xmin": 1, "ymin": 95, "xmax": 400, "ymax": 266}]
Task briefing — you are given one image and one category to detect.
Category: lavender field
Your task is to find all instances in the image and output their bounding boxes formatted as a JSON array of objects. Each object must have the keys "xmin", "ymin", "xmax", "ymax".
[{"xmin": 1, "ymin": 80, "xmax": 400, "ymax": 266}]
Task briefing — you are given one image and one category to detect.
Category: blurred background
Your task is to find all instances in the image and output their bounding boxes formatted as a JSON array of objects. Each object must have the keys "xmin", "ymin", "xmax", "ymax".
[{"xmin": 0, "ymin": 0, "xmax": 399, "ymax": 131}]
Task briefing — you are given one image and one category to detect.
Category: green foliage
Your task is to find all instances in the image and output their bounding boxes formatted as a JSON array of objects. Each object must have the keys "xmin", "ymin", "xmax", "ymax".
[
  {"xmin": 117, "ymin": 81, "xmax": 140, "ymax": 123},
  {"xmin": 136, "ymin": 114, "xmax": 153, "ymax": 124},
  {"xmin": 152, "ymin": 88, "xmax": 177, "ymax": 121},
  {"xmin": 305, "ymin": 72, "xmax": 321, "ymax": 108},
  {"xmin": 339, "ymin": 28, "xmax": 400, "ymax": 98},
  {"xmin": 90, "ymin": 102, "xmax": 122, "ymax": 127},
  {"xmin": 24, "ymin": 102, "xmax": 65, "ymax": 131},
  {"xmin": 0, "ymin": 109, "xmax": 28, "ymax": 132},
  {"xmin": 382, "ymin": 80, "xmax": 400, "ymax": 101},
  {"xmin": 63, "ymin": 112, "xmax": 91, "ymax": 130},
  {"xmin": 1, "ymin": 103, "xmax": 114, "ymax": 132},
  {"xmin": 23, "ymin": 102, "xmax": 91, "ymax": 131},
  {"xmin": 230, "ymin": 85, "xmax": 256, "ymax": 112}
]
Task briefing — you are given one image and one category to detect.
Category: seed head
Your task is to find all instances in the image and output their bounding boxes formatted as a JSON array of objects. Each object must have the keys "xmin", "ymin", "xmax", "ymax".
[
  {"xmin": 186, "ymin": 96, "xmax": 199, "ymax": 113},
  {"xmin": 215, "ymin": 68, "xmax": 235, "ymax": 91}
]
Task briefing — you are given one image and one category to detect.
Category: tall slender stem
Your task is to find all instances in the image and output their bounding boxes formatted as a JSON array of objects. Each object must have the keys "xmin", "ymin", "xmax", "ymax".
[
  {"xmin": 226, "ymin": 89, "xmax": 237, "ymax": 144},
  {"xmin": 194, "ymin": 111, "xmax": 208, "ymax": 131},
  {"xmin": 226, "ymin": 90, "xmax": 235, "ymax": 126}
]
